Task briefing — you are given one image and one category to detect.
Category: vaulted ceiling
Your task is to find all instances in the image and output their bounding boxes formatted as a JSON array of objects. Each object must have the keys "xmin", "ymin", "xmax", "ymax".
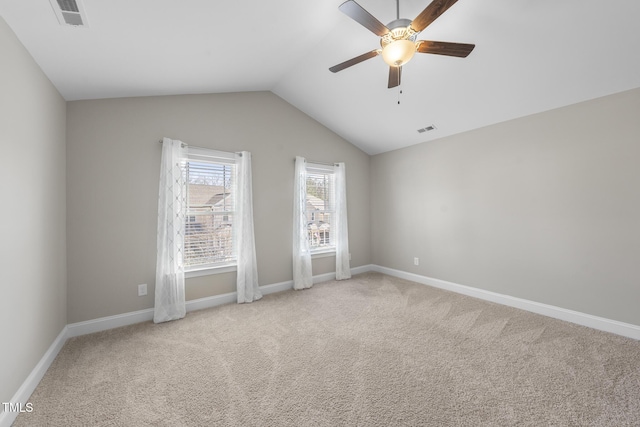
[{"xmin": 2, "ymin": 0, "xmax": 640, "ymax": 154}]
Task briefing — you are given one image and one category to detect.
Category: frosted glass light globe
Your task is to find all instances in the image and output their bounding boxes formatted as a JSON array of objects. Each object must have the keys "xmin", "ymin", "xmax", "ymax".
[{"xmin": 381, "ymin": 39, "xmax": 416, "ymax": 67}]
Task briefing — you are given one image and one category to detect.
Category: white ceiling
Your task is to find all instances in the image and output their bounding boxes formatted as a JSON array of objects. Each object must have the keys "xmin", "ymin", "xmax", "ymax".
[{"xmin": 2, "ymin": 0, "xmax": 640, "ymax": 155}]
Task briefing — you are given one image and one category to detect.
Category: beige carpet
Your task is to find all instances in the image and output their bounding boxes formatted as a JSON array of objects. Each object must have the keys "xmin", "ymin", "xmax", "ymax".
[{"xmin": 15, "ymin": 272, "xmax": 640, "ymax": 426}]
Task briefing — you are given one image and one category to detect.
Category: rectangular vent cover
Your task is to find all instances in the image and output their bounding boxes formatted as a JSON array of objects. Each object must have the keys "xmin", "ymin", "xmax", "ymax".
[
  {"xmin": 50, "ymin": 0, "xmax": 88, "ymax": 26},
  {"xmin": 57, "ymin": 0, "xmax": 79, "ymax": 12},
  {"xmin": 417, "ymin": 125, "xmax": 437, "ymax": 134}
]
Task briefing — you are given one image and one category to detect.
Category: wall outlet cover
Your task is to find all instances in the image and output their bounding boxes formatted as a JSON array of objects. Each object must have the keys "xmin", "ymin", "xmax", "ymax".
[{"xmin": 138, "ymin": 284, "xmax": 147, "ymax": 296}]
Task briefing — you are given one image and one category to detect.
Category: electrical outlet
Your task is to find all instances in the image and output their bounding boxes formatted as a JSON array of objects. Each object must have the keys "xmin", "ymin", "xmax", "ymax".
[
  {"xmin": 138, "ymin": 284, "xmax": 147, "ymax": 296},
  {"xmin": 414, "ymin": 257, "xmax": 419, "ymax": 266}
]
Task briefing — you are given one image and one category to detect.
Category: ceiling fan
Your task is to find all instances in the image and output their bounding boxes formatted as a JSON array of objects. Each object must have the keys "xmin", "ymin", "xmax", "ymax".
[{"xmin": 329, "ymin": 0, "xmax": 475, "ymax": 88}]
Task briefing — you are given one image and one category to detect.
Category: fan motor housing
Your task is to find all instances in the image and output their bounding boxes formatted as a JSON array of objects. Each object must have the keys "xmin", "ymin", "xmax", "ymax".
[
  {"xmin": 381, "ymin": 18, "xmax": 417, "ymax": 48},
  {"xmin": 387, "ymin": 18, "xmax": 412, "ymax": 30}
]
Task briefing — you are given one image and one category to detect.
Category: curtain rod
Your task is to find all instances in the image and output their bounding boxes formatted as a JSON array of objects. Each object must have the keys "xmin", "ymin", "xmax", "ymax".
[
  {"xmin": 158, "ymin": 139, "xmax": 189, "ymax": 149},
  {"xmin": 158, "ymin": 140, "xmax": 243, "ymax": 156},
  {"xmin": 297, "ymin": 158, "xmax": 338, "ymax": 167}
]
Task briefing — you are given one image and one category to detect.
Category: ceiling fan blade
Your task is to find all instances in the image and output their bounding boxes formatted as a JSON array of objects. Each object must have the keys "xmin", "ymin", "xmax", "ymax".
[
  {"xmin": 416, "ymin": 40, "xmax": 475, "ymax": 57},
  {"xmin": 330, "ymin": 50, "xmax": 380, "ymax": 73},
  {"xmin": 388, "ymin": 66, "xmax": 402, "ymax": 89},
  {"xmin": 339, "ymin": 0, "xmax": 389, "ymax": 37},
  {"xmin": 411, "ymin": 0, "xmax": 459, "ymax": 33}
]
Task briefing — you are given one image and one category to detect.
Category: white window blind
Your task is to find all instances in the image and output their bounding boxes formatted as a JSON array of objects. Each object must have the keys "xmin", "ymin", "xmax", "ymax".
[
  {"xmin": 306, "ymin": 163, "xmax": 335, "ymax": 252},
  {"xmin": 184, "ymin": 148, "xmax": 237, "ymax": 269}
]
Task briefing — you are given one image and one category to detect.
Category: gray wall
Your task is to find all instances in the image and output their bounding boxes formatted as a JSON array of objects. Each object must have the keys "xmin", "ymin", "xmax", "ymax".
[
  {"xmin": 0, "ymin": 18, "xmax": 67, "ymax": 405},
  {"xmin": 66, "ymin": 92, "xmax": 371, "ymax": 323},
  {"xmin": 371, "ymin": 88, "xmax": 640, "ymax": 326}
]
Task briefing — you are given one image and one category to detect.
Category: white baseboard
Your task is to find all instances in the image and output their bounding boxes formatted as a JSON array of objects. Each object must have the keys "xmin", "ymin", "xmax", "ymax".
[
  {"xmin": 186, "ymin": 292, "xmax": 237, "ymax": 312},
  {"xmin": 351, "ymin": 264, "xmax": 374, "ymax": 276},
  {"xmin": 66, "ymin": 308, "xmax": 155, "ymax": 338},
  {"xmin": 260, "ymin": 279, "xmax": 294, "ymax": 294},
  {"xmin": 0, "ymin": 327, "xmax": 68, "ymax": 427},
  {"xmin": 370, "ymin": 265, "xmax": 640, "ymax": 340}
]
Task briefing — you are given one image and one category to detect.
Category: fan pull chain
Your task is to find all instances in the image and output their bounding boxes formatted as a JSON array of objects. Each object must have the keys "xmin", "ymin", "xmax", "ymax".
[{"xmin": 397, "ymin": 88, "xmax": 403, "ymax": 105}]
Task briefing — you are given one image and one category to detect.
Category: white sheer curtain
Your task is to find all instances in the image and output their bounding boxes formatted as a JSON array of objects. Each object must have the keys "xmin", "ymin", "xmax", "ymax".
[
  {"xmin": 154, "ymin": 137, "xmax": 187, "ymax": 323},
  {"xmin": 334, "ymin": 162, "xmax": 351, "ymax": 280},
  {"xmin": 235, "ymin": 151, "xmax": 262, "ymax": 303},
  {"xmin": 293, "ymin": 156, "xmax": 313, "ymax": 289}
]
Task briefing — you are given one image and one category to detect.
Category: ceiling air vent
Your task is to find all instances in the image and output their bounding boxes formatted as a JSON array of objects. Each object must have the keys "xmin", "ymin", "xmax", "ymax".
[
  {"xmin": 417, "ymin": 125, "xmax": 437, "ymax": 134},
  {"xmin": 49, "ymin": 0, "xmax": 88, "ymax": 27}
]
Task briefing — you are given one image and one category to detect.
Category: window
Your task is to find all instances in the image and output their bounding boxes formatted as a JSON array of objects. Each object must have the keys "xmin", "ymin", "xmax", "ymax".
[
  {"xmin": 306, "ymin": 163, "xmax": 335, "ymax": 253},
  {"xmin": 183, "ymin": 148, "xmax": 237, "ymax": 270}
]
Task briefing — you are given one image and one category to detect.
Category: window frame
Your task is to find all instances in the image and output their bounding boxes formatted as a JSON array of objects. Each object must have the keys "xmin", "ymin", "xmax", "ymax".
[
  {"xmin": 305, "ymin": 162, "xmax": 337, "ymax": 257},
  {"xmin": 183, "ymin": 147, "xmax": 238, "ymax": 278}
]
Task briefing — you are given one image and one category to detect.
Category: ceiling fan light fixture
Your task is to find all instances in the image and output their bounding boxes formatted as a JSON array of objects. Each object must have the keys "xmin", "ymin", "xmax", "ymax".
[
  {"xmin": 329, "ymin": 0, "xmax": 476, "ymax": 88},
  {"xmin": 381, "ymin": 39, "xmax": 416, "ymax": 67}
]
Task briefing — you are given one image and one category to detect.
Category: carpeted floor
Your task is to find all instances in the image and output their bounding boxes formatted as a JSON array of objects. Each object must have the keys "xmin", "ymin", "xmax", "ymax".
[{"xmin": 15, "ymin": 272, "xmax": 640, "ymax": 426}]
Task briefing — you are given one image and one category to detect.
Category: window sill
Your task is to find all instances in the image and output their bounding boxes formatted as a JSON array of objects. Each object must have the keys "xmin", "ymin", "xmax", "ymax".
[
  {"xmin": 311, "ymin": 249, "xmax": 336, "ymax": 259},
  {"xmin": 186, "ymin": 264, "xmax": 237, "ymax": 278}
]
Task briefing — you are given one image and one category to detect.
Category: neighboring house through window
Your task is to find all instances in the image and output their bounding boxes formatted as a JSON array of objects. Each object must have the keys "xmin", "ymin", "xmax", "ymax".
[
  {"xmin": 184, "ymin": 148, "xmax": 237, "ymax": 271},
  {"xmin": 306, "ymin": 163, "xmax": 336, "ymax": 253}
]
